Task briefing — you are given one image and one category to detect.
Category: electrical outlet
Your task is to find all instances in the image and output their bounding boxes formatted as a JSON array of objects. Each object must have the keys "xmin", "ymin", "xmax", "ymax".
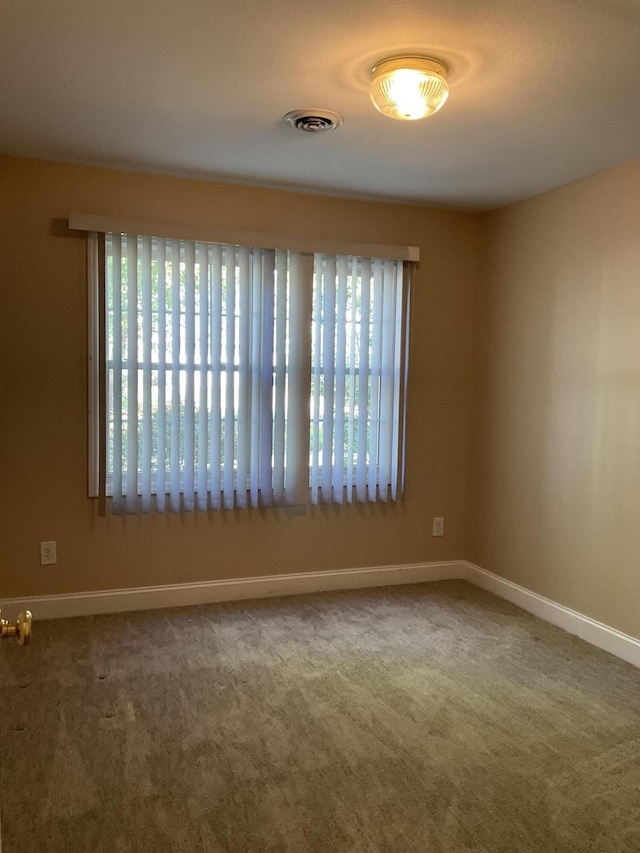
[
  {"xmin": 40, "ymin": 541, "xmax": 57, "ymax": 565},
  {"xmin": 432, "ymin": 517, "xmax": 444, "ymax": 537}
]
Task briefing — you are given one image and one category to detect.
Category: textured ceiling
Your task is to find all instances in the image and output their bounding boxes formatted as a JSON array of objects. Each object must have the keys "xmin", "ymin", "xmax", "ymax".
[{"xmin": 2, "ymin": 0, "xmax": 640, "ymax": 210}]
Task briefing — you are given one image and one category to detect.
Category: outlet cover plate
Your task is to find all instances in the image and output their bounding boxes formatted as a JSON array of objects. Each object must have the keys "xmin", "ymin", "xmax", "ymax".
[{"xmin": 40, "ymin": 540, "xmax": 57, "ymax": 565}]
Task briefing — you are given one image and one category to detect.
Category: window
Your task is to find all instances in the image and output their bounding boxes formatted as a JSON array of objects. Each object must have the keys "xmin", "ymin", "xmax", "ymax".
[
  {"xmin": 79, "ymin": 216, "xmax": 415, "ymax": 515},
  {"xmin": 310, "ymin": 254, "xmax": 405, "ymax": 504}
]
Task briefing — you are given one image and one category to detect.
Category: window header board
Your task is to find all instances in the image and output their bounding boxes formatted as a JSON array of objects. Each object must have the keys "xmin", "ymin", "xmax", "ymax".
[{"xmin": 69, "ymin": 213, "xmax": 420, "ymax": 263}]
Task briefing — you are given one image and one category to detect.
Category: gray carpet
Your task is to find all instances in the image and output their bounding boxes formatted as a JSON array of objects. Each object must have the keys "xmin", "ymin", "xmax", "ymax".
[{"xmin": 1, "ymin": 580, "xmax": 640, "ymax": 852}]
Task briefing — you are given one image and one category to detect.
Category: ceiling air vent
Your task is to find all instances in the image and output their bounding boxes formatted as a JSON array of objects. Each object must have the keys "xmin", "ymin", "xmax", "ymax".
[{"xmin": 283, "ymin": 109, "xmax": 343, "ymax": 133}]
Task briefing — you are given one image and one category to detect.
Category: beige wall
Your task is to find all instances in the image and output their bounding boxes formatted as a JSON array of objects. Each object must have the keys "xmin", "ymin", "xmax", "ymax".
[
  {"xmin": 467, "ymin": 158, "xmax": 640, "ymax": 638},
  {"xmin": 0, "ymin": 156, "xmax": 478, "ymax": 598},
  {"xmin": 3, "ymin": 153, "xmax": 639, "ymax": 639}
]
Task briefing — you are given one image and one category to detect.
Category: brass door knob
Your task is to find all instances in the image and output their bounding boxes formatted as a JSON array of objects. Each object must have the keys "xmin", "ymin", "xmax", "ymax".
[{"xmin": 0, "ymin": 609, "xmax": 33, "ymax": 645}]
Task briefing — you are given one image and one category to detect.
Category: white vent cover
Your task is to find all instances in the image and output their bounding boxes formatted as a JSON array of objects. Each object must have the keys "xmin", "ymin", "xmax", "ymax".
[{"xmin": 283, "ymin": 109, "xmax": 343, "ymax": 133}]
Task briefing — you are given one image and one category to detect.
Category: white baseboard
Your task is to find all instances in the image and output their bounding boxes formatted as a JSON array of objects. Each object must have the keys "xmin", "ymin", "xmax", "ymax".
[
  {"xmin": 2, "ymin": 559, "xmax": 639, "ymax": 669},
  {"xmin": 0, "ymin": 561, "xmax": 463, "ymax": 622},
  {"xmin": 461, "ymin": 561, "xmax": 640, "ymax": 669}
]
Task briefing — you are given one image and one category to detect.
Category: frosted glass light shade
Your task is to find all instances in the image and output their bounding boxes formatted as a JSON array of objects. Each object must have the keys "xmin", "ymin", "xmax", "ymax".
[{"xmin": 370, "ymin": 56, "xmax": 449, "ymax": 120}]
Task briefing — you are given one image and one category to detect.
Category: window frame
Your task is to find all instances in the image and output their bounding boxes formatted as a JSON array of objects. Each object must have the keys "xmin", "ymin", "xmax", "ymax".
[{"xmin": 75, "ymin": 214, "xmax": 417, "ymax": 512}]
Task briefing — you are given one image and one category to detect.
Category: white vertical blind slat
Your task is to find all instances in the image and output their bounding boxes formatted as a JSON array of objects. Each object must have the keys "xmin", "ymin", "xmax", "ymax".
[
  {"xmin": 125, "ymin": 235, "xmax": 139, "ymax": 513},
  {"xmin": 310, "ymin": 255, "xmax": 322, "ymax": 504},
  {"xmin": 196, "ymin": 243, "xmax": 210, "ymax": 510},
  {"xmin": 236, "ymin": 246, "xmax": 251, "ymax": 508},
  {"xmin": 285, "ymin": 251, "xmax": 310, "ymax": 505},
  {"xmin": 182, "ymin": 242, "xmax": 196, "ymax": 510},
  {"xmin": 356, "ymin": 258, "xmax": 371, "ymax": 502},
  {"xmin": 368, "ymin": 258, "xmax": 383, "ymax": 499},
  {"xmin": 249, "ymin": 250, "xmax": 262, "ymax": 506},
  {"xmin": 398, "ymin": 261, "xmax": 412, "ymax": 498},
  {"xmin": 321, "ymin": 255, "xmax": 336, "ymax": 501},
  {"xmin": 210, "ymin": 244, "xmax": 223, "ymax": 509},
  {"xmin": 378, "ymin": 259, "xmax": 396, "ymax": 501},
  {"xmin": 346, "ymin": 255, "xmax": 358, "ymax": 503},
  {"xmin": 390, "ymin": 263, "xmax": 403, "ymax": 500},
  {"xmin": 223, "ymin": 248, "xmax": 236, "ymax": 508},
  {"xmin": 140, "ymin": 235, "xmax": 153, "ymax": 512},
  {"xmin": 332, "ymin": 255, "xmax": 348, "ymax": 500},
  {"xmin": 169, "ymin": 241, "xmax": 182, "ymax": 511},
  {"xmin": 156, "ymin": 239, "xmax": 167, "ymax": 511},
  {"xmin": 110, "ymin": 234, "xmax": 123, "ymax": 512},
  {"xmin": 273, "ymin": 250, "xmax": 287, "ymax": 503},
  {"xmin": 259, "ymin": 250, "xmax": 275, "ymax": 506}
]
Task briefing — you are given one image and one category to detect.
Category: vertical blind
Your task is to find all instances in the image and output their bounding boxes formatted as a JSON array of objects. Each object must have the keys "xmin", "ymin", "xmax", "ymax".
[
  {"xmin": 310, "ymin": 254, "xmax": 405, "ymax": 504},
  {"xmin": 97, "ymin": 229, "xmax": 411, "ymax": 514}
]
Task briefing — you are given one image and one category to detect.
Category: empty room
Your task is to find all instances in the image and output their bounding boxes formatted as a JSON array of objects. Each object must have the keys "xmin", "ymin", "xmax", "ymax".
[{"xmin": 1, "ymin": 0, "xmax": 640, "ymax": 850}]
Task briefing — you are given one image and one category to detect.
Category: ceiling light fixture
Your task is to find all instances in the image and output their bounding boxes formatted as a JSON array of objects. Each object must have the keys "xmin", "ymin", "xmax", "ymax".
[{"xmin": 370, "ymin": 56, "xmax": 449, "ymax": 121}]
